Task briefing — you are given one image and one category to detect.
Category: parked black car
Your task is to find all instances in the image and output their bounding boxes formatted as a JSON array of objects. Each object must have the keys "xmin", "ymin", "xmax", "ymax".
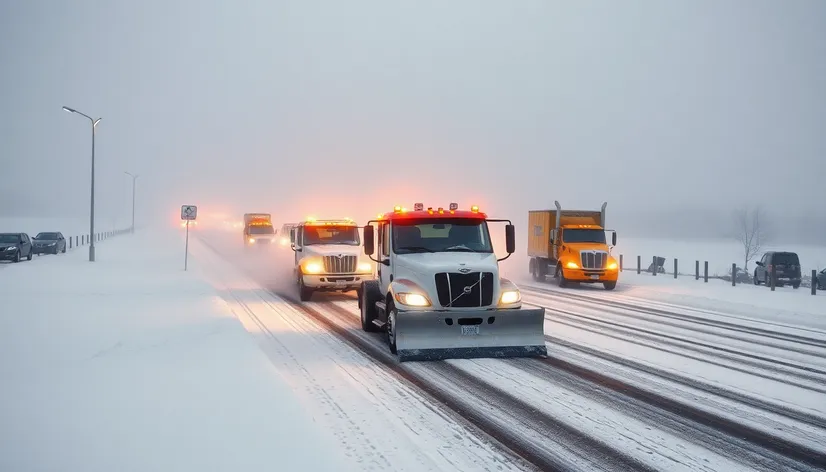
[
  {"xmin": 754, "ymin": 251, "xmax": 802, "ymax": 289},
  {"xmin": 0, "ymin": 233, "xmax": 33, "ymax": 263},
  {"xmin": 32, "ymin": 232, "xmax": 67, "ymax": 255}
]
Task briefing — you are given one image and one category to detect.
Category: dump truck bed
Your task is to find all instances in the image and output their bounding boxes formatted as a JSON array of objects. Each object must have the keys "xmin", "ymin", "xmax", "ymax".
[{"xmin": 528, "ymin": 210, "xmax": 554, "ymax": 258}]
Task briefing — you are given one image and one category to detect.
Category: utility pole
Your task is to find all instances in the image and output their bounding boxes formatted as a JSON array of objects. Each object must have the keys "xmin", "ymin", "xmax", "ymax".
[
  {"xmin": 124, "ymin": 172, "xmax": 138, "ymax": 233},
  {"xmin": 63, "ymin": 106, "xmax": 102, "ymax": 262}
]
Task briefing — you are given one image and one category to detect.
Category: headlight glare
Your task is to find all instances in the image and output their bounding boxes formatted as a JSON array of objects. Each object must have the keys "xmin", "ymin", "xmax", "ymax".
[
  {"xmin": 395, "ymin": 292, "xmax": 430, "ymax": 307},
  {"xmin": 499, "ymin": 290, "xmax": 521, "ymax": 305}
]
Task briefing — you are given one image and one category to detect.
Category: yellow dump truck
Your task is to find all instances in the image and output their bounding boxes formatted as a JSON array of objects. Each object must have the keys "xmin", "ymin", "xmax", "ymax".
[{"xmin": 528, "ymin": 201, "xmax": 619, "ymax": 290}]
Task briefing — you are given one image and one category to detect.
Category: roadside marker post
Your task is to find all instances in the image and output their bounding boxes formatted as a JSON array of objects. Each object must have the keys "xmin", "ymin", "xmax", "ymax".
[{"xmin": 181, "ymin": 205, "xmax": 198, "ymax": 271}]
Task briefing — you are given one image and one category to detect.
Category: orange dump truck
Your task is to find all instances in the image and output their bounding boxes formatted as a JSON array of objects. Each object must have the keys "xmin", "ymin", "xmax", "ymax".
[
  {"xmin": 243, "ymin": 213, "xmax": 276, "ymax": 247},
  {"xmin": 527, "ymin": 201, "xmax": 619, "ymax": 290}
]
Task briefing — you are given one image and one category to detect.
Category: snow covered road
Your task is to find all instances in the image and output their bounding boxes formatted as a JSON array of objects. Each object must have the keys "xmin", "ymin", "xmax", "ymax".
[{"xmin": 196, "ymin": 230, "xmax": 826, "ymax": 471}]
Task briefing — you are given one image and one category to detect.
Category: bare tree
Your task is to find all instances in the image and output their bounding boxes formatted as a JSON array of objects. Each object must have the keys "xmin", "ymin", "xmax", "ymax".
[{"xmin": 733, "ymin": 206, "xmax": 767, "ymax": 273}]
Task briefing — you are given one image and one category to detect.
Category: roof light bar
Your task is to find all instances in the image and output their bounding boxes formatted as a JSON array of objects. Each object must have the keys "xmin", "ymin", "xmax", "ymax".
[{"xmin": 471, "ymin": 205, "xmax": 479, "ymax": 213}]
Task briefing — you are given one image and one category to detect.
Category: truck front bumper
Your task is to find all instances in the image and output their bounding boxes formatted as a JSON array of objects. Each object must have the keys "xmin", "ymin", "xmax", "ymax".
[
  {"xmin": 301, "ymin": 273, "xmax": 372, "ymax": 291},
  {"xmin": 563, "ymin": 267, "xmax": 619, "ymax": 283}
]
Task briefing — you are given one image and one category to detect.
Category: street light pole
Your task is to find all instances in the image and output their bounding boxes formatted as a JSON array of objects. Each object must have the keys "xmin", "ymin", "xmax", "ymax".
[
  {"xmin": 124, "ymin": 172, "xmax": 138, "ymax": 233},
  {"xmin": 63, "ymin": 106, "xmax": 102, "ymax": 262}
]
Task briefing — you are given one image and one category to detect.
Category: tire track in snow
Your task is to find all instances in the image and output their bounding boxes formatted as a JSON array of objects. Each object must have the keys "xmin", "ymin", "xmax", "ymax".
[
  {"xmin": 195, "ymin": 235, "xmax": 534, "ymax": 472},
  {"xmin": 330, "ymin": 299, "xmax": 826, "ymax": 471},
  {"xmin": 309, "ymin": 298, "xmax": 659, "ymax": 472},
  {"xmin": 522, "ymin": 285, "xmax": 826, "ymax": 344},
  {"xmin": 534, "ymin": 301, "xmax": 826, "ymax": 392}
]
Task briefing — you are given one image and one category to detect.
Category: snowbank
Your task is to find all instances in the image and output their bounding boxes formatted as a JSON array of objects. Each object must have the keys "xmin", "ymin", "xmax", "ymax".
[{"xmin": 0, "ymin": 230, "xmax": 347, "ymax": 472}]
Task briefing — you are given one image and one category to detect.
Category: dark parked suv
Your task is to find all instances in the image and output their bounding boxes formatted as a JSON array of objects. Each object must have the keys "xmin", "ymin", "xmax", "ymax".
[
  {"xmin": 32, "ymin": 232, "xmax": 67, "ymax": 255},
  {"xmin": 754, "ymin": 251, "xmax": 802, "ymax": 288},
  {"xmin": 0, "ymin": 233, "xmax": 34, "ymax": 263}
]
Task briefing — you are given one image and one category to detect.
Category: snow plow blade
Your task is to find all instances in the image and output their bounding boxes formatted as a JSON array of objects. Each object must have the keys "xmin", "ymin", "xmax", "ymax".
[{"xmin": 395, "ymin": 307, "xmax": 547, "ymax": 362}]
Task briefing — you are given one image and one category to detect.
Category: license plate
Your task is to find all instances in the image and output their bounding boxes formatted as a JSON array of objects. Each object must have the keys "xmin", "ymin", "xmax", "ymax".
[
  {"xmin": 335, "ymin": 280, "xmax": 348, "ymax": 286},
  {"xmin": 590, "ymin": 275, "xmax": 600, "ymax": 280},
  {"xmin": 461, "ymin": 326, "xmax": 480, "ymax": 336}
]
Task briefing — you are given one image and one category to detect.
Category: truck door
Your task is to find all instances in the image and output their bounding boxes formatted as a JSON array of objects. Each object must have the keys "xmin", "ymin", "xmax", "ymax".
[
  {"xmin": 378, "ymin": 221, "xmax": 393, "ymax": 294},
  {"xmin": 294, "ymin": 226, "xmax": 303, "ymax": 267}
]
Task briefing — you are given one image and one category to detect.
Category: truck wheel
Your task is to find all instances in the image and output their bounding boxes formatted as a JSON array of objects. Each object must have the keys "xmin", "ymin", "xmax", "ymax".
[
  {"xmin": 298, "ymin": 275, "xmax": 313, "ymax": 301},
  {"xmin": 753, "ymin": 271, "xmax": 760, "ymax": 285},
  {"xmin": 792, "ymin": 282, "xmax": 800, "ymax": 289},
  {"xmin": 556, "ymin": 265, "xmax": 568, "ymax": 288},
  {"xmin": 360, "ymin": 281, "xmax": 381, "ymax": 332},
  {"xmin": 386, "ymin": 303, "xmax": 398, "ymax": 355},
  {"xmin": 603, "ymin": 282, "xmax": 617, "ymax": 290}
]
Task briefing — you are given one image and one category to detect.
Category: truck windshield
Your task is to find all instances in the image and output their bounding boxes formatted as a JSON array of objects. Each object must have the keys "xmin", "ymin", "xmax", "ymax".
[
  {"xmin": 249, "ymin": 225, "xmax": 274, "ymax": 235},
  {"xmin": 393, "ymin": 218, "xmax": 493, "ymax": 254},
  {"xmin": 304, "ymin": 225, "xmax": 360, "ymax": 245},
  {"xmin": 562, "ymin": 229, "xmax": 606, "ymax": 244}
]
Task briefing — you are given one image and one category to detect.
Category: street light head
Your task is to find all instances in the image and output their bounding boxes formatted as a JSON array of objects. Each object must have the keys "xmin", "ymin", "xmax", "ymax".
[{"xmin": 62, "ymin": 106, "xmax": 76, "ymax": 113}]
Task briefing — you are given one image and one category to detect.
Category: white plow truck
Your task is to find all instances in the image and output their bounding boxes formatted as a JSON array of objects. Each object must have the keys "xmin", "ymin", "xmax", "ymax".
[
  {"xmin": 291, "ymin": 218, "xmax": 375, "ymax": 301},
  {"xmin": 358, "ymin": 203, "xmax": 547, "ymax": 362}
]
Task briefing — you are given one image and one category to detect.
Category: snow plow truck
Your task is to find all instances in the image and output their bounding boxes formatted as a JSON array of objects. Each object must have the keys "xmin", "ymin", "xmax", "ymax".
[
  {"xmin": 528, "ymin": 201, "xmax": 619, "ymax": 290},
  {"xmin": 359, "ymin": 203, "xmax": 547, "ymax": 362}
]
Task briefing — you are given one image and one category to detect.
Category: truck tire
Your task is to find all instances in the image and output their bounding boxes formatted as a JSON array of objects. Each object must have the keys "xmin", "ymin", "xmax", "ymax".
[
  {"xmin": 556, "ymin": 265, "xmax": 568, "ymax": 288},
  {"xmin": 603, "ymin": 281, "xmax": 617, "ymax": 290},
  {"xmin": 386, "ymin": 301, "xmax": 398, "ymax": 354},
  {"xmin": 360, "ymin": 281, "xmax": 381, "ymax": 332},
  {"xmin": 298, "ymin": 274, "xmax": 314, "ymax": 301}
]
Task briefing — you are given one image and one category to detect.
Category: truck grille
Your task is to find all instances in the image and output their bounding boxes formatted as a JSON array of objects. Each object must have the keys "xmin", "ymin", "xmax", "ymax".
[
  {"xmin": 434, "ymin": 272, "xmax": 495, "ymax": 308},
  {"xmin": 323, "ymin": 255, "xmax": 357, "ymax": 273},
  {"xmin": 580, "ymin": 251, "xmax": 608, "ymax": 269}
]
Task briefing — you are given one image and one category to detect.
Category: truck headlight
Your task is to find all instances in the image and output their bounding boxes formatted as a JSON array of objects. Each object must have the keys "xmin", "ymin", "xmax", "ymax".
[
  {"xmin": 303, "ymin": 261, "xmax": 323, "ymax": 274},
  {"xmin": 565, "ymin": 261, "xmax": 579, "ymax": 269},
  {"xmin": 499, "ymin": 290, "xmax": 521, "ymax": 305},
  {"xmin": 357, "ymin": 262, "xmax": 372, "ymax": 273},
  {"xmin": 248, "ymin": 238, "xmax": 255, "ymax": 244},
  {"xmin": 607, "ymin": 261, "xmax": 618, "ymax": 270},
  {"xmin": 395, "ymin": 292, "xmax": 431, "ymax": 307}
]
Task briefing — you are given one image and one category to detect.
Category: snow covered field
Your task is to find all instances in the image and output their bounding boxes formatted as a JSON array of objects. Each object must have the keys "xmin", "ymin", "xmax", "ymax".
[
  {"xmin": 613, "ymin": 237, "xmax": 826, "ymax": 276},
  {"xmin": 0, "ymin": 230, "xmax": 347, "ymax": 472}
]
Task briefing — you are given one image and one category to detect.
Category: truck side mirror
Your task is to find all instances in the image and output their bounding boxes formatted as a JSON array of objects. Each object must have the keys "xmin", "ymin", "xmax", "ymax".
[
  {"xmin": 549, "ymin": 228, "xmax": 556, "ymax": 244},
  {"xmin": 505, "ymin": 224, "xmax": 515, "ymax": 254},
  {"xmin": 612, "ymin": 232, "xmax": 617, "ymax": 246},
  {"xmin": 363, "ymin": 224, "xmax": 375, "ymax": 255}
]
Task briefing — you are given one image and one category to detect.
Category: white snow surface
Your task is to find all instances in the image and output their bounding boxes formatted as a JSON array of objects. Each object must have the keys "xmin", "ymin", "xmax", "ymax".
[
  {"xmin": 189, "ymin": 234, "xmax": 531, "ymax": 472},
  {"xmin": 0, "ymin": 229, "xmax": 348, "ymax": 472}
]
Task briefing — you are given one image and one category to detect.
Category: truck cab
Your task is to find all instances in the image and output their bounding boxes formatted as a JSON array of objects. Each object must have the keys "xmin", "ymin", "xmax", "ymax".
[
  {"xmin": 359, "ymin": 203, "xmax": 547, "ymax": 362},
  {"xmin": 291, "ymin": 218, "xmax": 375, "ymax": 301}
]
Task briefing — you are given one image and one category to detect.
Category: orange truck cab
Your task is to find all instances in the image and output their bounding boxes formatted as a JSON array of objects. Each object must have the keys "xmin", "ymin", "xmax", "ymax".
[{"xmin": 527, "ymin": 201, "xmax": 619, "ymax": 290}]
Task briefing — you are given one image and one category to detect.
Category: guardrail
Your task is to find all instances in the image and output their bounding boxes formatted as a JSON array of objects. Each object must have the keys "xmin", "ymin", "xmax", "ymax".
[{"xmin": 64, "ymin": 228, "xmax": 132, "ymax": 251}]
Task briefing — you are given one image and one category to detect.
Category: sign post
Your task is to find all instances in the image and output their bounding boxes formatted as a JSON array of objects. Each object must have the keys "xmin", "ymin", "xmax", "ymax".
[{"xmin": 181, "ymin": 205, "xmax": 198, "ymax": 271}]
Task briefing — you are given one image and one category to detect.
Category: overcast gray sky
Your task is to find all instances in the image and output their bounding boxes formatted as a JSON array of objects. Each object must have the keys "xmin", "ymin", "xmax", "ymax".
[{"xmin": 1, "ymin": 0, "xmax": 824, "ymax": 238}]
